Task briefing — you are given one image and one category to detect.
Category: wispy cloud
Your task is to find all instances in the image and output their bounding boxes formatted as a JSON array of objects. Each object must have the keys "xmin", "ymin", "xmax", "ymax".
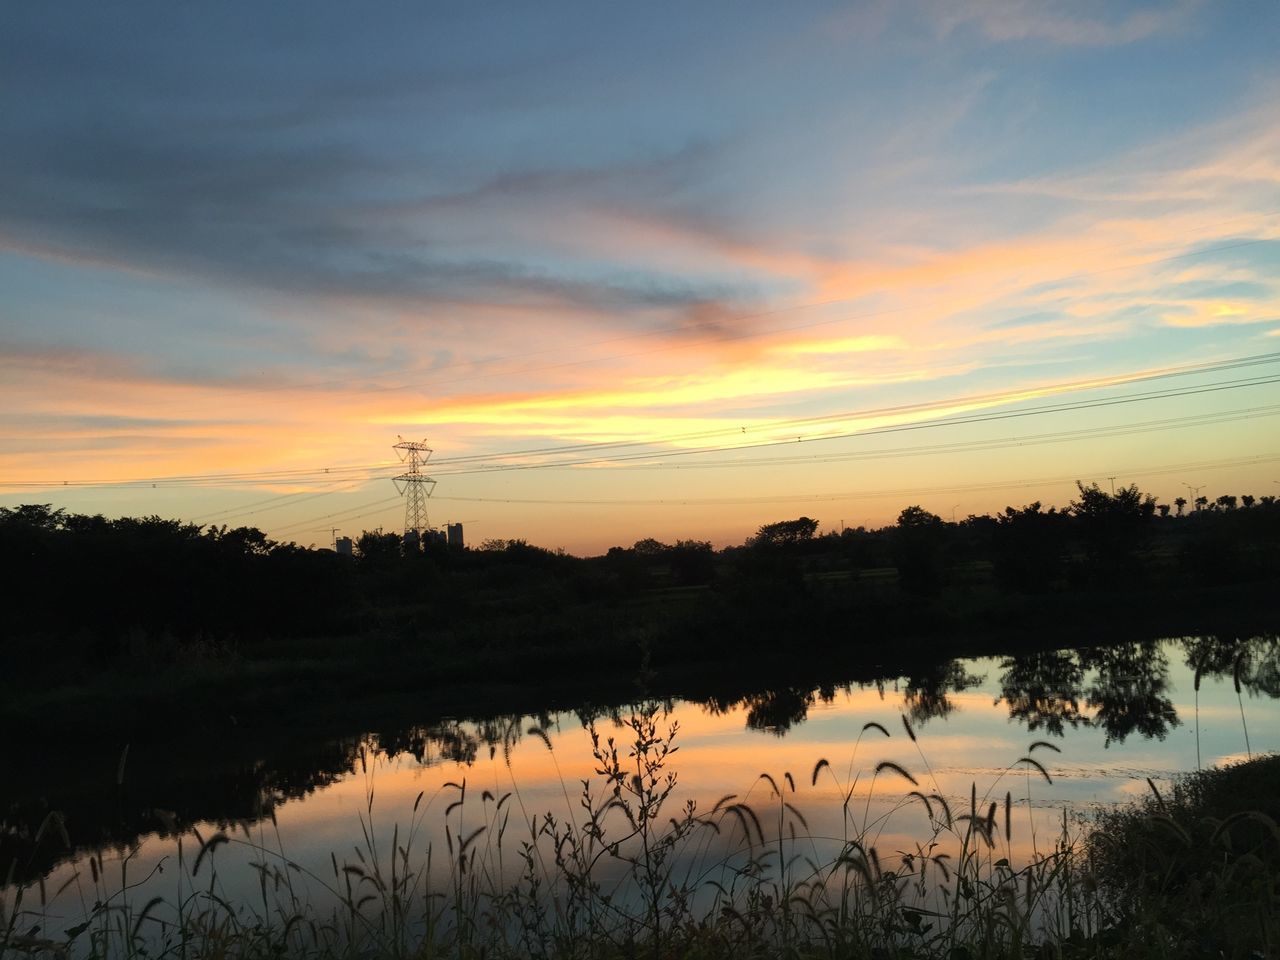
[{"xmin": 933, "ymin": 0, "xmax": 1196, "ymax": 47}]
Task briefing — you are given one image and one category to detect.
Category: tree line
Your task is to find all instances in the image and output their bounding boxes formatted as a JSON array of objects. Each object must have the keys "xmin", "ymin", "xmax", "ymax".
[{"xmin": 2, "ymin": 482, "xmax": 1278, "ymax": 675}]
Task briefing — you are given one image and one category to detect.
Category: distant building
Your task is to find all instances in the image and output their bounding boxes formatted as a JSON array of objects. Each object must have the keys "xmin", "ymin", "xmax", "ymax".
[
  {"xmin": 447, "ymin": 522, "xmax": 464, "ymax": 547},
  {"xmin": 335, "ymin": 536, "xmax": 353, "ymax": 556},
  {"xmin": 403, "ymin": 530, "xmax": 420, "ymax": 551},
  {"xmin": 427, "ymin": 528, "xmax": 447, "ymax": 545}
]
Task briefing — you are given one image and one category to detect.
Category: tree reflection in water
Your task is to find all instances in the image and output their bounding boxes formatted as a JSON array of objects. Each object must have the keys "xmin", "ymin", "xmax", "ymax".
[
  {"xmin": 1081, "ymin": 641, "xmax": 1179, "ymax": 746},
  {"xmin": 1183, "ymin": 634, "xmax": 1280, "ymax": 697},
  {"xmin": 901, "ymin": 661, "xmax": 986, "ymax": 725},
  {"xmin": 998, "ymin": 650, "xmax": 1086, "ymax": 737},
  {"xmin": 997, "ymin": 641, "xmax": 1178, "ymax": 746},
  {"xmin": 994, "ymin": 635, "xmax": 1278, "ymax": 747},
  {"xmin": 705, "ymin": 687, "xmax": 839, "ymax": 735}
]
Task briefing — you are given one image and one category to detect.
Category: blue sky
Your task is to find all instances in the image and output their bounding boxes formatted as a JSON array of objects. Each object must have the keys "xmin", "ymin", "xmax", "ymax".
[{"xmin": 2, "ymin": 1, "xmax": 1278, "ymax": 550}]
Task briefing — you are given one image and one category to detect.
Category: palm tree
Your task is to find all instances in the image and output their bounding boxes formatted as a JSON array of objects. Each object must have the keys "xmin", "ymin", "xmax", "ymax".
[
  {"xmin": 1194, "ymin": 495, "xmax": 1208, "ymax": 511},
  {"xmin": 1174, "ymin": 496, "xmax": 1187, "ymax": 516}
]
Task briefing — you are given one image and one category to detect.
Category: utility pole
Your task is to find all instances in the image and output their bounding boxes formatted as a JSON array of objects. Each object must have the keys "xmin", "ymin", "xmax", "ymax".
[
  {"xmin": 330, "ymin": 527, "xmax": 340, "ymax": 549},
  {"xmin": 393, "ymin": 436, "xmax": 437, "ymax": 546},
  {"xmin": 1107, "ymin": 476, "xmax": 1117, "ymax": 495},
  {"xmin": 1183, "ymin": 482, "xmax": 1204, "ymax": 510}
]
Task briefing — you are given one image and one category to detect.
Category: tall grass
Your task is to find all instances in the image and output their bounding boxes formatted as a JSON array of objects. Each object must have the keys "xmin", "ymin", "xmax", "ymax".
[{"xmin": 2, "ymin": 704, "xmax": 1274, "ymax": 960}]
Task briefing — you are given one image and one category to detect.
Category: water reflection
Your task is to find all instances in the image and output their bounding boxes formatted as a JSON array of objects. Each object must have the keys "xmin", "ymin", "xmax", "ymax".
[
  {"xmin": 1184, "ymin": 634, "xmax": 1280, "ymax": 696},
  {"xmin": 3, "ymin": 634, "xmax": 1276, "ymax": 889},
  {"xmin": 706, "ymin": 686, "xmax": 841, "ymax": 735},
  {"xmin": 1083, "ymin": 642, "xmax": 1179, "ymax": 746},
  {"xmin": 369, "ymin": 712, "xmax": 554, "ymax": 766},
  {"xmin": 902, "ymin": 660, "xmax": 986, "ymax": 725},
  {"xmin": 999, "ymin": 650, "xmax": 1086, "ymax": 736},
  {"xmin": 996, "ymin": 642, "xmax": 1181, "ymax": 746}
]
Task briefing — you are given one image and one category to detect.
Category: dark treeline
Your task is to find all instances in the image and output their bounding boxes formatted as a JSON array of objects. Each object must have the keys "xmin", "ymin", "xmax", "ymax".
[{"xmin": 2, "ymin": 481, "xmax": 1278, "ymax": 737}]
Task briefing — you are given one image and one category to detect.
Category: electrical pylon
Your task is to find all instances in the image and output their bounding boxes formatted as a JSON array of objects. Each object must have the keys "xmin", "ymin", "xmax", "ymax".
[{"xmin": 393, "ymin": 436, "xmax": 437, "ymax": 545}]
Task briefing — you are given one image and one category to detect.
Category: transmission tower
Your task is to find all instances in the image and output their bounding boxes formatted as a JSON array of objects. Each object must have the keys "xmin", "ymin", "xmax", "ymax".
[{"xmin": 393, "ymin": 436, "xmax": 437, "ymax": 545}]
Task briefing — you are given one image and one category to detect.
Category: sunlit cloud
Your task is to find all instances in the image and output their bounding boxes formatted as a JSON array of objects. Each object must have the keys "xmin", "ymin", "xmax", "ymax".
[
  {"xmin": 1161, "ymin": 302, "xmax": 1277, "ymax": 329},
  {"xmin": 773, "ymin": 334, "xmax": 907, "ymax": 356}
]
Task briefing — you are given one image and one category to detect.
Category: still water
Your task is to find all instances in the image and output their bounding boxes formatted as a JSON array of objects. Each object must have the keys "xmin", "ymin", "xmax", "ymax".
[{"xmin": 4, "ymin": 635, "xmax": 1277, "ymax": 940}]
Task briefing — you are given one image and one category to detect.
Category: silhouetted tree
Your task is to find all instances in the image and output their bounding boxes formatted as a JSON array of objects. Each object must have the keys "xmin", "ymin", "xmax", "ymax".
[
  {"xmin": 1069, "ymin": 482, "xmax": 1156, "ymax": 582},
  {"xmin": 991, "ymin": 502, "xmax": 1066, "ymax": 593},
  {"xmin": 892, "ymin": 505, "xmax": 946, "ymax": 595},
  {"xmin": 356, "ymin": 530, "xmax": 403, "ymax": 564},
  {"xmin": 632, "ymin": 537, "xmax": 670, "ymax": 556},
  {"xmin": 604, "ymin": 544, "xmax": 651, "ymax": 591},
  {"xmin": 668, "ymin": 539, "xmax": 716, "ymax": 586},
  {"xmin": 749, "ymin": 517, "xmax": 818, "ymax": 549},
  {"xmin": 1174, "ymin": 496, "xmax": 1187, "ymax": 516}
]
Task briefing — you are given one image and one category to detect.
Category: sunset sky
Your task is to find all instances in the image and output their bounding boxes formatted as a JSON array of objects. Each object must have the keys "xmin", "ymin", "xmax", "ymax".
[{"xmin": 2, "ymin": 1, "xmax": 1279, "ymax": 553}]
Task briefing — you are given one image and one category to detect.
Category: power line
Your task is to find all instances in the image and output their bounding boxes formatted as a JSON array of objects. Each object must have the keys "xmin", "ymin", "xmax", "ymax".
[
  {"xmin": 190, "ymin": 488, "xmax": 327, "ymax": 523},
  {"xmin": 6, "ymin": 351, "xmax": 1279, "ymax": 493},
  {"xmin": 269, "ymin": 495, "xmax": 405, "ymax": 537},
  {"xmin": 191, "ymin": 478, "xmax": 377, "ymax": 524},
  {"xmin": 1, "ymin": 461, "xmax": 401, "ymax": 490},
  {"xmin": 573, "ymin": 403, "xmax": 1280, "ymax": 471},
  {"xmin": 421, "ymin": 451, "xmax": 1280, "ymax": 508},
  {"xmin": 421, "ymin": 350, "xmax": 1280, "ymax": 469},
  {"xmin": 424, "ymin": 372, "xmax": 1280, "ymax": 478},
  {"xmin": 258, "ymin": 405, "xmax": 1279, "ymax": 537}
]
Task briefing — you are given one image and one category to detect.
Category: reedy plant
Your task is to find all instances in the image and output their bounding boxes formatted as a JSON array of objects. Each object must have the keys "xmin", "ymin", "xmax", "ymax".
[{"xmin": 6, "ymin": 703, "xmax": 1274, "ymax": 960}]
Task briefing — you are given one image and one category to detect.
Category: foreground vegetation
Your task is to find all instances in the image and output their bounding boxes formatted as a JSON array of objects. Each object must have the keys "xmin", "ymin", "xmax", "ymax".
[{"xmin": 2, "ymin": 706, "xmax": 1275, "ymax": 960}]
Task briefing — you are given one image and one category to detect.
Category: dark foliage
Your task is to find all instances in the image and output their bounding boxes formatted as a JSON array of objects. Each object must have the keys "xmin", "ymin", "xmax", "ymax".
[
  {"xmin": 1085, "ymin": 754, "xmax": 1280, "ymax": 955},
  {"xmin": 991, "ymin": 502, "xmax": 1067, "ymax": 593},
  {"xmin": 892, "ymin": 505, "xmax": 947, "ymax": 595},
  {"xmin": 2, "ymin": 486, "xmax": 1278, "ymax": 731}
]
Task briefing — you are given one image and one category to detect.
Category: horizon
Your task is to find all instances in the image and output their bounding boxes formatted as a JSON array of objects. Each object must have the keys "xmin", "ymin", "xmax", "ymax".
[
  {"xmin": 6, "ymin": 477, "xmax": 1266, "ymax": 559},
  {"xmin": 3, "ymin": 1, "xmax": 1279, "ymax": 555}
]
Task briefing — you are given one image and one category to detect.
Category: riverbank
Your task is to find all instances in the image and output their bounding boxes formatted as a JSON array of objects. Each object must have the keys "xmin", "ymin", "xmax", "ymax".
[{"xmin": 4, "ymin": 576, "xmax": 1276, "ymax": 743}]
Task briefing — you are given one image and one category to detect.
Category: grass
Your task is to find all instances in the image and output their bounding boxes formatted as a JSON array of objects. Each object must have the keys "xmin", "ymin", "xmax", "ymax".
[
  {"xmin": 1080, "ymin": 755, "xmax": 1280, "ymax": 957},
  {"xmin": 2, "ymin": 705, "xmax": 1276, "ymax": 960}
]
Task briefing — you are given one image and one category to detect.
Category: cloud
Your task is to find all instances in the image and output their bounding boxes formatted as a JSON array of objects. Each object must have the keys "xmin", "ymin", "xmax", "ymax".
[
  {"xmin": 0, "ymin": 84, "xmax": 749, "ymax": 319},
  {"xmin": 774, "ymin": 335, "xmax": 907, "ymax": 356},
  {"xmin": 1161, "ymin": 302, "xmax": 1278, "ymax": 329},
  {"xmin": 934, "ymin": 0, "xmax": 1196, "ymax": 47}
]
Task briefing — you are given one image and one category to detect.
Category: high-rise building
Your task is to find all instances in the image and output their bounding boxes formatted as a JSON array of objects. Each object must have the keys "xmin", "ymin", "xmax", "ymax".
[
  {"xmin": 335, "ymin": 536, "xmax": 354, "ymax": 556},
  {"xmin": 447, "ymin": 523, "xmax": 464, "ymax": 547}
]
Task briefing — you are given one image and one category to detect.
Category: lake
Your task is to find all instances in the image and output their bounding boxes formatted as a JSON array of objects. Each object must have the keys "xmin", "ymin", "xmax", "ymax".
[{"xmin": 4, "ymin": 634, "xmax": 1276, "ymax": 951}]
